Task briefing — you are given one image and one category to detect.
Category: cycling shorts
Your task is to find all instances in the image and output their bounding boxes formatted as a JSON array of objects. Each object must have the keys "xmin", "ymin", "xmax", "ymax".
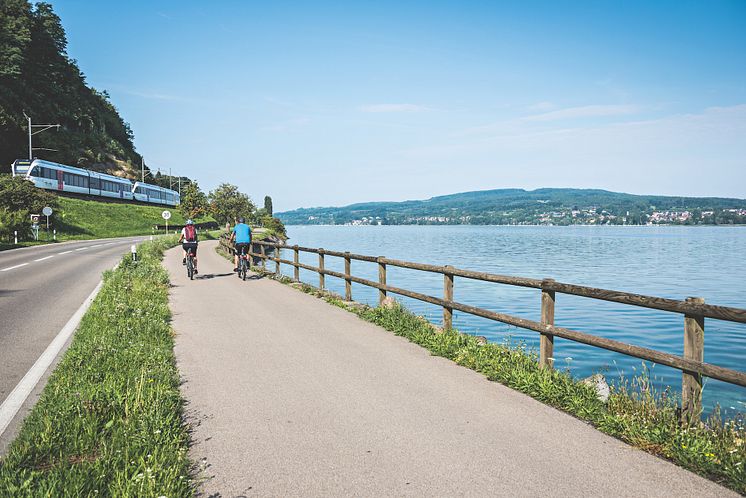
[
  {"xmin": 235, "ymin": 242, "xmax": 250, "ymax": 256},
  {"xmin": 182, "ymin": 241, "xmax": 198, "ymax": 256}
]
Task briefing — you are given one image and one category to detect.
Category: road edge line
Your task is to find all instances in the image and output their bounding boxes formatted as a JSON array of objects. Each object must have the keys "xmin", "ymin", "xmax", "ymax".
[{"xmin": 0, "ymin": 278, "xmax": 105, "ymax": 438}]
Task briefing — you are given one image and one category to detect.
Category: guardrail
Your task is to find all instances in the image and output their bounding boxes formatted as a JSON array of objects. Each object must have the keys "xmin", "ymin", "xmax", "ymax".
[{"xmin": 218, "ymin": 236, "xmax": 746, "ymax": 421}]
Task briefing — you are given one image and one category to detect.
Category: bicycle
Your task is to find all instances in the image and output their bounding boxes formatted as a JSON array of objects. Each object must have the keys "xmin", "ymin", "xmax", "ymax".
[
  {"xmin": 184, "ymin": 243, "xmax": 197, "ymax": 280},
  {"xmin": 238, "ymin": 251, "xmax": 249, "ymax": 281}
]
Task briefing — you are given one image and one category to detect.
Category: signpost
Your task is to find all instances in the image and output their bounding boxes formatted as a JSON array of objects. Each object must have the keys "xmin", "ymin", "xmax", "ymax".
[
  {"xmin": 42, "ymin": 206, "xmax": 52, "ymax": 238},
  {"xmin": 30, "ymin": 214, "xmax": 40, "ymax": 241},
  {"xmin": 162, "ymin": 210, "xmax": 171, "ymax": 233}
]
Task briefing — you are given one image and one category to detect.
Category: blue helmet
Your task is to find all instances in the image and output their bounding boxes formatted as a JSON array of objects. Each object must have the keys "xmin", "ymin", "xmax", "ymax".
[
  {"xmin": 186, "ymin": 219, "xmax": 194, "ymax": 225},
  {"xmin": 238, "ymin": 217, "xmax": 245, "ymax": 223}
]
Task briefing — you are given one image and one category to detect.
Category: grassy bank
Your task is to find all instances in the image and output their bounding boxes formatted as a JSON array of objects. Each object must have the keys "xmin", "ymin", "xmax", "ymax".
[
  {"xmin": 247, "ymin": 265, "xmax": 746, "ymax": 494},
  {"xmin": 0, "ymin": 236, "xmax": 192, "ymax": 496},
  {"xmin": 1, "ymin": 196, "xmax": 215, "ymax": 250}
]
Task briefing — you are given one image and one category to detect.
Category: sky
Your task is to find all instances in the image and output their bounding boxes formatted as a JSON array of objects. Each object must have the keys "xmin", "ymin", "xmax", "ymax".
[{"xmin": 49, "ymin": 0, "xmax": 746, "ymax": 211}]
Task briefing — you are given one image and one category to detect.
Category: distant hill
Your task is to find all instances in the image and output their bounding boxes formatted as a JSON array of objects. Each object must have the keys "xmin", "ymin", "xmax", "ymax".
[
  {"xmin": 276, "ymin": 188, "xmax": 746, "ymax": 226},
  {"xmin": 0, "ymin": 2, "xmax": 146, "ymax": 180}
]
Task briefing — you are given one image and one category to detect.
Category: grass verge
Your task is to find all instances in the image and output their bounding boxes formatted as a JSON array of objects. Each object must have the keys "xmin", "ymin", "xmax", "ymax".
[
  {"xmin": 0, "ymin": 236, "xmax": 192, "ymax": 496},
  {"xmin": 248, "ymin": 265, "xmax": 746, "ymax": 494}
]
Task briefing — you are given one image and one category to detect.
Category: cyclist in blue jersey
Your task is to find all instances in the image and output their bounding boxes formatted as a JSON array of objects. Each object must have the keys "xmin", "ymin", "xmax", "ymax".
[{"xmin": 230, "ymin": 217, "xmax": 252, "ymax": 272}]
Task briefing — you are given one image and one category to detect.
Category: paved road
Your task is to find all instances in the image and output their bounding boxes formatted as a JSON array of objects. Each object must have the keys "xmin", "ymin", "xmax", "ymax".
[
  {"xmin": 167, "ymin": 240, "xmax": 734, "ymax": 497},
  {"xmin": 0, "ymin": 237, "xmax": 146, "ymax": 453}
]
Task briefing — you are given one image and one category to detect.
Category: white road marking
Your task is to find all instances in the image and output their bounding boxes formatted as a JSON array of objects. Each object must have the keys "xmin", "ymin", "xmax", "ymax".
[
  {"xmin": 74, "ymin": 247, "xmax": 88, "ymax": 251},
  {"xmin": 58, "ymin": 250, "xmax": 73, "ymax": 255},
  {"xmin": 90, "ymin": 244, "xmax": 102, "ymax": 248},
  {"xmin": 34, "ymin": 256, "xmax": 54, "ymax": 262},
  {"xmin": 0, "ymin": 263, "xmax": 29, "ymax": 272},
  {"xmin": 0, "ymin": 279, "xmax": 104, "ymax": 438}
]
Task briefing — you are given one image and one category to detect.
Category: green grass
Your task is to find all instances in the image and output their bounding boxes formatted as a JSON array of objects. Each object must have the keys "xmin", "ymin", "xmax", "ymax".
[
  {"xmin": 247, "ymin": 266, "xmax": 746, "ymax": 494},
  {"xmin": 0, "ymin": 236, "xmax": 192, "ymax": 496},
  {"xmin": 2, "ymin": 195, "xmax": 214, "ymax": 249}
]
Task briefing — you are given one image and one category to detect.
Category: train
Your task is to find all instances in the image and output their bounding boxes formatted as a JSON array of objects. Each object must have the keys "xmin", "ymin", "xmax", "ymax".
[{"xmin": 10, "ymin": 158, "xmax": 180, "ymax": 206}]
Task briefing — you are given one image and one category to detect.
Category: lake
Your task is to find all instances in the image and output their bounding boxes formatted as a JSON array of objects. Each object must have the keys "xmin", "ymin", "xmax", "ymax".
[{"xmin": 275, "ymin": 225, "xmax": 745, "ymax": 415}]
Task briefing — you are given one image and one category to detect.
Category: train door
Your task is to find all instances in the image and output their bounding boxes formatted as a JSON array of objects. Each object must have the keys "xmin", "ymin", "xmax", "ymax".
[{"xmin": 57, "ymin": 170, "xmax": 63, "ymax": 190}]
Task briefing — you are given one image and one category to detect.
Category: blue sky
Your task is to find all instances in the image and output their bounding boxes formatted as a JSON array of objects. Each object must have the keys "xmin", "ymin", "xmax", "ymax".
[{"xmin": 50, "ymin": 0, "xmax": 746, "ymax": 211}]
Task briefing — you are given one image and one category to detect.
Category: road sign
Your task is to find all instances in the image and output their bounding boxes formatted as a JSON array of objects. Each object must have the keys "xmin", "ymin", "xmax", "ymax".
[
  {"xmin": 162, "ymin": 210, "xmax": 171, "ymax": 220},
  {"xmin": 42, "ymin": 206, "xmax": 53, "ymax": 216},
  {"xmin": 31, "ymin": 214, "xmax": 40, "ymax": 224}
]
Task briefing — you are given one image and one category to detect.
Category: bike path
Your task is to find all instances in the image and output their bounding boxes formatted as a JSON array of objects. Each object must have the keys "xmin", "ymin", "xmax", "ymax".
[{"xmin": 165, "ymin": 240, "xmax": 734, "ymax": 497}]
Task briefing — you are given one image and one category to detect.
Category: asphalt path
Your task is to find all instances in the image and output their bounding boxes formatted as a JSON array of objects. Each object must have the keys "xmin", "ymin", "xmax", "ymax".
[
  {"xmin": 167, "ymin": 241, "xmax": 734, "ymax": 497},
  {"xmin": 0, "ymin": 236, "xmax": 146, "ymax": 453}
]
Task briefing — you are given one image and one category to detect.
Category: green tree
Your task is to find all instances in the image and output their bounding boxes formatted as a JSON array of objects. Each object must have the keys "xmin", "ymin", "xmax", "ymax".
[
  {"xmin": 208, "ymin": 183, "xmax": 255, "ymax": 225},
  {"xmin": 264, "ymin": 195, "xmax": 273, "ymax": 216},
  {"xmin": 261, "ymin": 215, "xmax": 287, "ymax": 238},
  {"xmin": 0, "ymin": 174, "xmax": 57, "ymax": 241},
  {"xmin": 179, "ymin": 181, "xmax": 208, "ymax": 220}
]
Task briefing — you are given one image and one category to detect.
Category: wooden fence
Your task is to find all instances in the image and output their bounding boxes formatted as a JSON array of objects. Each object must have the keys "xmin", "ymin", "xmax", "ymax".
[{"xmin": 219, "ymin": 237, "xmax": 746, "ymax": 420}]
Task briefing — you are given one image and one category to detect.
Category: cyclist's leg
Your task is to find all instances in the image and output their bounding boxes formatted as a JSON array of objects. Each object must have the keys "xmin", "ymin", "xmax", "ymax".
[{"xmin": 192, "ymin": 245, "xmax": 198, "ymax": 272}]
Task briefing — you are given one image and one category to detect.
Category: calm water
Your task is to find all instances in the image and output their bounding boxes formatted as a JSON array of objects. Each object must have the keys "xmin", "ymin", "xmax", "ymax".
[{"xmin": 276, "ymin": 225, "xmax": 746, "ymax": 415}]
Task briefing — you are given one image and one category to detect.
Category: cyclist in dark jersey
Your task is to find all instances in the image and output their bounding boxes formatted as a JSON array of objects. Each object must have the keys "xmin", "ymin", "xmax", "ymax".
[{"xmin": 230, "ymin": 217, "xmax": 252, "ymax": 272}]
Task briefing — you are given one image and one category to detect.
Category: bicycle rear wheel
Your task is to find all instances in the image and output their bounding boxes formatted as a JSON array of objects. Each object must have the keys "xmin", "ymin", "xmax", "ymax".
[{"xmin": 187, "ymin": 257, "xmax": 194, "ymax": 280}]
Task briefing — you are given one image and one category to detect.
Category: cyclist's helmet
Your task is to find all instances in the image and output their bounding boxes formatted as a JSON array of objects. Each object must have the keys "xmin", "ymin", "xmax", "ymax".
[
  {"xmin": 186, "ymin": 219, "xmax": 194, "ymax": 225},
  {"xmin": 238, "ymin": 217, "xmax": 245, "ymax": 223}
]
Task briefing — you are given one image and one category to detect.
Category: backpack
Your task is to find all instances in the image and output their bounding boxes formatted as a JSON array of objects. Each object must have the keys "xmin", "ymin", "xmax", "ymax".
[{"xmin": 184, "ymin": 225, "xmax": 197, "ymax": 242}]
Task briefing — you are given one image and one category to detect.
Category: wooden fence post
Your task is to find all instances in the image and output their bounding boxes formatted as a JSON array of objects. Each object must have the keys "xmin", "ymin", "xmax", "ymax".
[
  {"xmin": 443, "ymin": 265, "xmax": 454, "ymax": 330},
  {"xmin": 275, "ymin": 245, "xmax": 280, "ymax": 275},
  {"xmin": 260, "ymin": 244, "xmax": 266, "ymax": 269},
  {"xmin": 293, "ymin": 245, "xmax": 299, "ymax": 282},
  {"xmin": 540, "ymin": 278, "xmax": 556, "ymax": 369},
  {"xmin": 344, "ymin": 252, "xmax": 352, "ymax": 301},
  {"xmin": 682, "ymin": 297, "xmax": 705, "ymax": 423},
  {"xmin": 378, "ymin": 257, "xmax": 387, "ymax": 306},
  {"xmin": 318, "ymin": 249, "xmax": 325, "ymax": 290}
]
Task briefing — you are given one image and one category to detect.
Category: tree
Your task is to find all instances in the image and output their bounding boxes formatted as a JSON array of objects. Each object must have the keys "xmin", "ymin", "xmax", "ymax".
[
  {"xmin": 0, "ymin": 174, "xmax": 57, "ymax": 241},
  {"xmin": 179, "ymin": 181, "xmax": 208, "ymax": 220},
  {"xmin": 208, "ymin": 183, "xmax": 255, "ymax": 225},
  {"xmin": 264, "ymin": 195, "xmax": 273, "ymax": 217}
]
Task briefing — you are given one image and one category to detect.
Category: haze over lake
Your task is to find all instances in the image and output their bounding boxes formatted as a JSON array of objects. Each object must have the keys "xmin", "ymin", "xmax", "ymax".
[{"xmin": 279, "ymin": 225, "xmax": 746, "ymax": 415}]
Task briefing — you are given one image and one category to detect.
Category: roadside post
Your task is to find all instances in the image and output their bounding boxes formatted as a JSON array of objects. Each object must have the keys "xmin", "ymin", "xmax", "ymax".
[
  {"xmin": 14, "ymin": 230, "xmax": 17, "ymax": 244},
  {"xmin": 53, "ymin": 229, "xmax": 56, "ymax": 241},
  {"xmin": 131, "ymin": 245, "xmax": 137, "ymax": 262},
  {"xmin": 162, "ymin": 210, "xmax": 171, "ymax": 234}
]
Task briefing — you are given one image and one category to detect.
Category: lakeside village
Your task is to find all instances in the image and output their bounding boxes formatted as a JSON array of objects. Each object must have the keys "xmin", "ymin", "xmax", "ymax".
[{"xmin": 314, "ymin": 207, "xmax": 746, "ymax": 226}]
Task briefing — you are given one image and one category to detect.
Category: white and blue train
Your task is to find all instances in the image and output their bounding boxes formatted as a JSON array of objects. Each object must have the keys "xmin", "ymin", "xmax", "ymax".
[{"xmin": 11, "ymin": 159, "xmax": 180, "ymax": 206}]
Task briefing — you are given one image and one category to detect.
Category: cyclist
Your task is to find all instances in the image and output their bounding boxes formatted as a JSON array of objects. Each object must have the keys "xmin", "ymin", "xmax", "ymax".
[
  {"xmin": 179, "ymin": 219, "xmax": 198, "ymax": 274},
  {"xmin": 230, "ymin": 216, "xmax": 252, "ymax": 272}
]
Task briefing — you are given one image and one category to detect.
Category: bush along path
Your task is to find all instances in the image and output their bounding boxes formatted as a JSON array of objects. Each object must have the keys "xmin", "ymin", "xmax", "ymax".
[
  {"xmin": 0, "ymin": 236, "xmax": 192, "ymax": 496},
  {"xmin": 247, "ymin": 266, "xmax": 746, "ymax": 494}
]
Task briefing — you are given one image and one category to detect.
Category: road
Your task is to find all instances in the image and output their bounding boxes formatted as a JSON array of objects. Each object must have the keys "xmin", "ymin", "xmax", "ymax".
[
  {"xmin": 167, "ymin": 240, "xmax": 734, "ymax": 497},
  {"xmin": 0, "ymin": 236, "xmax": 146, "ymax": 453}
]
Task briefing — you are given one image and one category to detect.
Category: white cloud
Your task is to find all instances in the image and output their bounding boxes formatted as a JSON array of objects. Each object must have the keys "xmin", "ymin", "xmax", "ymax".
[
  {"xmin": 527, "ymin": 101, "xmax": 556, "ymax": 111},
  {"xmin": 523, "ymin": 104, "xmax": 642, "ymax": 121},
  {"xmin": 359, "ymin": 104, "xmax": 430, "ymax": 113}
]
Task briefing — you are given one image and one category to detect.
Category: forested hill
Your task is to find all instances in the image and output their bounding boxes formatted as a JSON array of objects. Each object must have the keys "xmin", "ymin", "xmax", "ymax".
[
  {"xmin": 0, "ymin": 1, "xmax": 144, "ymax": 179},
  {"xmin": 276, "ymin": 188, "xmax": 746, "ymax": 226}
]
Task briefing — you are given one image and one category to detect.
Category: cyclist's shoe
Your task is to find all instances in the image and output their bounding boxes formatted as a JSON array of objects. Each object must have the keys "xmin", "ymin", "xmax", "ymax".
[{"xmin": 182, "ymin": 258, "xmax": 186, "ymax": 265}]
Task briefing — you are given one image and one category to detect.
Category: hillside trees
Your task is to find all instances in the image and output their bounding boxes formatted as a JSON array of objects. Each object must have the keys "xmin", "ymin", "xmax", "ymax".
[
  {"xmin": 264, "ymin": 195, "xmax": 273, "ymax": 216},
  {"xmin": 0, "ymin": 1, "xmax": 139, "ymax": 172}
]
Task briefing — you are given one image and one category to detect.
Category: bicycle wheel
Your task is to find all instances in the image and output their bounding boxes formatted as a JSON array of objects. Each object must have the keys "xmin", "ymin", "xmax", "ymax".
[
  {"xmin": 242, "ymin": 259, "xmax": 247, "ymax": 281},
  {"xmin": 187, "ymin": 257, "xmax": 194, "ymax": 280}
]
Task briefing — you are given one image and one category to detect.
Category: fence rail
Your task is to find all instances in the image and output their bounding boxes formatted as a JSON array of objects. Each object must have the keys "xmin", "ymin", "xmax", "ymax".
[{"xmin": 219, "ymin": 236, "xmax": 746, "ymax": 420}]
